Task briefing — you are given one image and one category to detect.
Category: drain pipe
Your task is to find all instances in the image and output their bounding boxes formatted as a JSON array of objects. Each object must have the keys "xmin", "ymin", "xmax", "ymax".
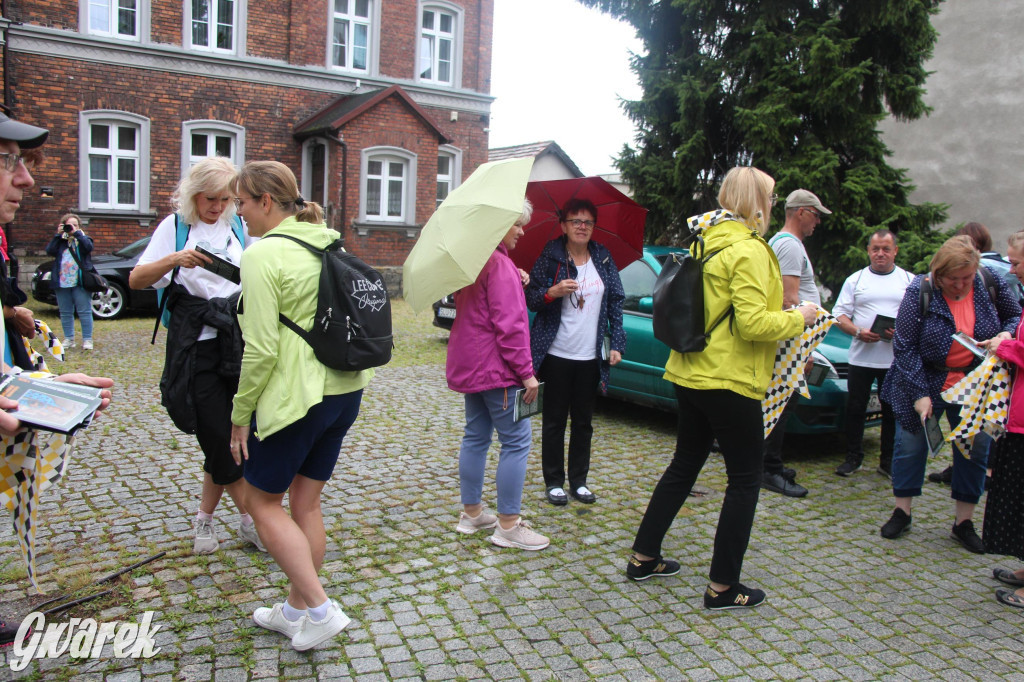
[
  {"xmin": 328, "ymin": 133, "xmax": 347, "ymax": 245},
  {"xmin": 2, "ymin": 0, "xmax": 11, "ymax": 110}
]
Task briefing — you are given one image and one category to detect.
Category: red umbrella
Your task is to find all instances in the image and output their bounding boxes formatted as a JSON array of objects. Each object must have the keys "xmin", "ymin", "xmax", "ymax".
[{"xmin": 511, "ymin": 176, "xmax": 648, "ymax": 271}]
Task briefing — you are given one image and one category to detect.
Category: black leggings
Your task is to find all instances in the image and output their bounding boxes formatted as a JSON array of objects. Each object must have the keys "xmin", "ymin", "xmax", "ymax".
[{"xmin": 632, "ymin": 385, "xmax": 763, "ymax": 586}]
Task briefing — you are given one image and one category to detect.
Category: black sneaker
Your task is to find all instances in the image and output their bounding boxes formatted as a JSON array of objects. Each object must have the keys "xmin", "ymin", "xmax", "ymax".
[
  {"xmin": 762, "ymin": 471, "xmax": 808, "ymax": 497},
  {"xmin": 703, "ymin": 583, "xmax": 766, "ymax": 610},
  {"xmin": 951, "ymin": 519, "xmax": 986, "ymax": 554},
  {"xmin": 835, "ymin": 457, "xmax": 862, "ymax": 477},
  {"xmin": 626, "ymin": 555, "xmax": 681, "ymax": 581},
  {"xmin": 782, "ymin": 467, "xmax": 797, "ymax": 481},
  {"xmin": 927, "ymin": 466, "xmax": 953, "ymax": 484},
  {"xmin": 880, "ymin": 508, "xmax": 911, "ymax": 539}
]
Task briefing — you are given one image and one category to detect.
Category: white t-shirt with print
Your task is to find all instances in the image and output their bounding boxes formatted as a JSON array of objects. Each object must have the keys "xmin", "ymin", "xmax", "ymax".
[{"xmin": 548, "ymin": 259, "xmax": 605, "ymax": 361}]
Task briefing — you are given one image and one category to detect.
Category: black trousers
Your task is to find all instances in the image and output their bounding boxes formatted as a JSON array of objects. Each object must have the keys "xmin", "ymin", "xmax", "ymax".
[
  {"xmin": 193, "ymin": 339, "xmax": 243, "ymax": 486},
  {"xmin": 633, "ymin": 385, "xmax": 763, "ymax": 586},
  {"xmin": 845, "ymin": 364, "xmax": 894, "ymax": 465},
  {"xmin": 539, "ymin": 354, "xmax": 600, "ymax": 490}
]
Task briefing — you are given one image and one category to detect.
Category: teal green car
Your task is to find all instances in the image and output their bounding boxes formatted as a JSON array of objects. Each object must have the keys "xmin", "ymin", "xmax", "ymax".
[{"xmin": 609, "ymin": 246, "xmax": 877, "ymax": 434}]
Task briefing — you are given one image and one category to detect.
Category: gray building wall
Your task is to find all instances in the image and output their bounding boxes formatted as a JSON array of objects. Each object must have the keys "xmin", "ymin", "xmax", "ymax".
[{"xmin": 879, "ymin": 0, "xmax": 1024, "ymax": 251}]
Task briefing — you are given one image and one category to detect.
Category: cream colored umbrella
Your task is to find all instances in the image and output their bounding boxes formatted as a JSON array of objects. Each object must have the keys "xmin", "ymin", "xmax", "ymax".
[{"xmin": 402, "ymin": 157, "xmax": 534, "ymax": 312}]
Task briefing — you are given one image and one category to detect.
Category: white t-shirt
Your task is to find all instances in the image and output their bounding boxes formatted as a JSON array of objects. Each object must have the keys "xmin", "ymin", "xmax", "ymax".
[
  {"xmin": 832, "ymin": 265, "xmax": 913, "ymax": 368},
  {"xmin": 137, "ymin": 214, "xmax": 254, "ymax": 340},
  {"xmin": 548, "ymin": 259, "xmax": 605, "ymax": 361}
]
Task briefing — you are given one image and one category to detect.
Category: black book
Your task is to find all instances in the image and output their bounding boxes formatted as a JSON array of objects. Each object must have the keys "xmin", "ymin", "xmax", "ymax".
[
  {"xmin": 0, "ymin": 373, "xmax": 103, "ymax": 434},
  {"xmin": 870, "ymin": 314, "xmax": 896, "ymax": 336},
  {"xmin": 195, "ymin": 244, "xmax": 241, "ymax": 284}
]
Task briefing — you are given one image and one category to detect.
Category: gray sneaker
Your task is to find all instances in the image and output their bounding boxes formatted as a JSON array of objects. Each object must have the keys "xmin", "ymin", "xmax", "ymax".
[
  {"xmin": 238, "ymin": 521, "xmax": 267, "ymax": 552},
  {"xmin": 194, "ymin": 518, "xmax": 218, "ymax": 554},
  {"xmin": 489, "ymin": 518, "xmax": 549, "ymax": 551}
]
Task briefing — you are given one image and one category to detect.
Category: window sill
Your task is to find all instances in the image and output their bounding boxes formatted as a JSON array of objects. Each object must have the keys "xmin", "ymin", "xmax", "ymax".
[
  {"xmin": 352, "ymin": 222, "xmax": 423, "ymax": 238},
  {"xmin": 75, "ymin": 210, "xmax": 160, "ymax": 228}
]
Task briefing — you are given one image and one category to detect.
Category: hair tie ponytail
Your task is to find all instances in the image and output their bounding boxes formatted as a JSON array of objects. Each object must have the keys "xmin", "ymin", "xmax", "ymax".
[{"xmin": 295, "ymin": 195, "xmax": 306, "ymax": 207}]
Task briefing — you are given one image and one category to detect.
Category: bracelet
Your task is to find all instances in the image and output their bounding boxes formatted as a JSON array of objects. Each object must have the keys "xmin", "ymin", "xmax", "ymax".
[{"xmin": 855, "ymin": 328, "xmax": 862, "ymax": 340}]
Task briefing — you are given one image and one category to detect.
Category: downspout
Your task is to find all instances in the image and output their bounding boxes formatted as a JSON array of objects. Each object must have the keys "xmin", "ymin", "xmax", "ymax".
[
  {"xmin": 2, "ymin": 0, "xmax": 11, "ymax": 110},
  {"xmin": 328, "ymin": 133, "xmax": 347, "ymax": 245}
]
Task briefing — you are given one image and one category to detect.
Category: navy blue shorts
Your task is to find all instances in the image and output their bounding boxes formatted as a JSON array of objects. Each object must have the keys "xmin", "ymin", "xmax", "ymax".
[{"xmin": 243, "ymin": 391, "xmax": 362, "ymax": 495}]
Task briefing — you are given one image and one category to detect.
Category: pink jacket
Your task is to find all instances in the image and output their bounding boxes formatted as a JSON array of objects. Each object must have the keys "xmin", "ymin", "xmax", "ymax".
[
  {"xmin": 995, "ymin": 316, "xmax": 1024, "ymax": 434},
  {"xmin": 446, "ymin": 244, "xmax": 534, "ymax": 394}
]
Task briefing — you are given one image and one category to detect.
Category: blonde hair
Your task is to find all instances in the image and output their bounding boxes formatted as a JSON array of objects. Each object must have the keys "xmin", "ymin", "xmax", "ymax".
[
  {"xmin": 171, "ymin": 156, "xmax": 238, "ymax": 226},
  {"xmin": 235, "ymin": 160, "xmax": 325, "ymax": 225},
  {"xmin": 1007, "ymin": 229, "xmax": 1024, "ymax": 252},
  {"xmin": 930, "ymin": 235, "xmax": 980, "ymax": 285},
  {"xmin": 718, "ymin": 166, "xmax": 775, "ymax": 235}
]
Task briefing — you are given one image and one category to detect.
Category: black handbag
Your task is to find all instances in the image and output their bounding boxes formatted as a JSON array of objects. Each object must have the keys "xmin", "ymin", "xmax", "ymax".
[{"xmin": 65, "ymin": 237, "xmax": 109, "ymax": 293}]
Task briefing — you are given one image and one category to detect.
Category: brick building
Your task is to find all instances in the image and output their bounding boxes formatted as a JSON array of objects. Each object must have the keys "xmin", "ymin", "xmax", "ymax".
[{"xmin": 0, "ymin": 0, "xmax": 494, "ymax": 266}]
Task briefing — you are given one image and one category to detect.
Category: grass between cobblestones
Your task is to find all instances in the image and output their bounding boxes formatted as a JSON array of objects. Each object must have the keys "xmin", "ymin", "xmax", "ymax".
[{"xmin": 0, "ymin": 301, "xmax": 1020, "ymax": 680}]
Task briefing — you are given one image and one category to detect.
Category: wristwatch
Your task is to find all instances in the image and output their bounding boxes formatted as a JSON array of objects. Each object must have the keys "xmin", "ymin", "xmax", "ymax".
[{"xmin": 855, "ymin": 328, "xmax": 863, "ymax": 340}]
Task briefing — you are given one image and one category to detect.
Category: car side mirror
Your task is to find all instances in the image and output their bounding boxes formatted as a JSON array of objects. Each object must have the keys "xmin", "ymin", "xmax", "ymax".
[{"xmin": 638, "ymin": 296, "xmax": 653, "ymax": 314}]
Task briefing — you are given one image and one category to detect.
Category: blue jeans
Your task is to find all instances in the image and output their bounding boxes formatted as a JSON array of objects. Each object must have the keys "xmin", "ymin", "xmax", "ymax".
[
  {"xmin": 459, "ymin": 387, "xmax": 532, "ymax": 515},
  {"xmin": 892, "ymin": 402, "xmax": 990, "ymax": 504},
  {"xmin": 54, "ymin": 285, "xmax": 93, "ymax": 341}
]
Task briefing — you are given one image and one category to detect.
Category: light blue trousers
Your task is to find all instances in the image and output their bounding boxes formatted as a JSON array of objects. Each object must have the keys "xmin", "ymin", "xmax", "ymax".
[{"xmin": 459, "ymin": 387, "xmax": 532, "ymax": 515}]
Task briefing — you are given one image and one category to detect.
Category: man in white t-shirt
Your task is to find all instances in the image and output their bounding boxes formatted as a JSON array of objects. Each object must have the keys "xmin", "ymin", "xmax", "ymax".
[
  {"xmin": 762, "ymin": 189, "xmax": 830, "ymax": 498},
  {"xmin": 832, "ymin": 230, "xmax": 912, "ymax": 478}
]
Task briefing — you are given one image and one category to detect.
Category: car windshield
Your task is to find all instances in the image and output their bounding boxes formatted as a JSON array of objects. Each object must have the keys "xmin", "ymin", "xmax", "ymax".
[{"xmin": 113, "ymin": 237, "xmax": 151, "ymax": 259}]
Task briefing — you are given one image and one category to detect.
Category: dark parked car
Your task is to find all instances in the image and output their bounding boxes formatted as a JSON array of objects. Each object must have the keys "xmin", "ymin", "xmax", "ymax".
[
  {"xmin": 432, "ymin": 293, "xmax": 456, "ymax": 330},
  {"xmin": 31, "ymin": 236, "xmax": 159, "ymax": 319}
]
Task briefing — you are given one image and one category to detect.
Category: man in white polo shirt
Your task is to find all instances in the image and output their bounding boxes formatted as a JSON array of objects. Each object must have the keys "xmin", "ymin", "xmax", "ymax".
[{"xmin": 832, "ymin": 230, "xmax": 912, "ymax": 478}]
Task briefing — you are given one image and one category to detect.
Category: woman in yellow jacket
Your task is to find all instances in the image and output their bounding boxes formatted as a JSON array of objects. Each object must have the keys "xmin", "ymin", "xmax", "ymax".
[
  {"xmin": 625, "ymin": 166, "xmax": 816, "ymax": 609},
  {"xmin": 229, "ymin": 161, "xmax": 372, "ymax": 650}
]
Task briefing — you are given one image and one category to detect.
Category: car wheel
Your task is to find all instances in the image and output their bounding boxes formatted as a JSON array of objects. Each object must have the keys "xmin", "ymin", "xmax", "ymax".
[{"xmin": 91, "ymin": 281, "xmax": 125, "ymax": 319}]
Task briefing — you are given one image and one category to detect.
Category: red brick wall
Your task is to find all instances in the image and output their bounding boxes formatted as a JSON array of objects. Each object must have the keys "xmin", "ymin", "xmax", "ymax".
[{"xmin": 8, "ymin": 1, "xmax": 78, "ymax": 30}]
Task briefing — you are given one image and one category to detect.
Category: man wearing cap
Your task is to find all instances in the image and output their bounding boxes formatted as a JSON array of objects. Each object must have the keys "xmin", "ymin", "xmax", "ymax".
[{"xmin": 761, "ymin": 189, "xmax": 831, "ymax": 497}]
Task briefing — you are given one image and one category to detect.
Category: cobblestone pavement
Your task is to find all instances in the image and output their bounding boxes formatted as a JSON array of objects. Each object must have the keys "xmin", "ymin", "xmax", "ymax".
[{"xmin": 0, "ymin": 305, "xmax": 1022, "ymax": 681}]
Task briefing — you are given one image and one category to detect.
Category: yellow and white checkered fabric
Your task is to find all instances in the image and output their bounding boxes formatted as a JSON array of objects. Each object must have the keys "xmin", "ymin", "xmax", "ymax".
[
  {"xmin": 763, "ymin": 305, "xmax": 835, "ymax": 438},
  {"xmin": 940, "ymin": 354, "xmax": 1012, "ymax": 458}
]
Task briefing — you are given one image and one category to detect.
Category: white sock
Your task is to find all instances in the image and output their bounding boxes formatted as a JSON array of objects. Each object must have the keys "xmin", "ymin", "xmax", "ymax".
[
  {"xmin": 307, "ymin": 599, "xmax": 331, "ymax": 622},
  {"xmin": 197, "ymin": 510, "xmax": 213, "ymax": 522},
  {"xmin": 281, "ymin": 602, "xmax": 305, "ymax": 622},
  {"xmin": 239, "ymin": 513, "xmax": 253, "ymax": 526}
]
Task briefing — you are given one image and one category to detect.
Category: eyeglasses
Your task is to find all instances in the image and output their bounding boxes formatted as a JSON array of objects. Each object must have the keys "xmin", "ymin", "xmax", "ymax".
[
  {"xmin": 564, "ymin": 218, "xmax": 596, "ymax": 230},
  {"xmin": 233, "ymin": 196, "xmax": 253, "ymax": 209},
  {"xmin": 0, "ymin": 153, "xmax": 32, "ymax": 172},
  {"xmin": 801, "ymin": 207, "xmax": 821, "ymax": 218},
  {"xmin": 570, "ymin": 290, "xmax": 586, "ymax": 310}
]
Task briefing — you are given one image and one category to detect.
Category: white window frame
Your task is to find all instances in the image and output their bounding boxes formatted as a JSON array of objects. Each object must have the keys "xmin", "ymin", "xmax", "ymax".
[
  {"xmin": 301, "ymin": 138, "xmax": 331, "ymax": 208},
  {"xmin": 184, "ymin": 0, "xmax": 247, "ymax": 54},
  {"xmin": 360, "ymin": 147, "xmax": 417, "ymax": 224},
  {"xmin": 417, "ymin": 2, "xmax": 463, "ymax": 87},
  {"xmin": 79, "ymin": 110, "xmax": 151, "ymax": 213},
  {"xmin": 81, "ymin": 0, "xmax": 149, "ymax": 41},
  {"xmin": 327, "ymin": 0, "xmax": 381, "ymax": 74},
  {"xmin": 436, "ymin": 144, "xmax": 462, "ymax": 208},
  {"xmin": 181, "ymin": 120, "xmax": 245, "ymax": 171}
]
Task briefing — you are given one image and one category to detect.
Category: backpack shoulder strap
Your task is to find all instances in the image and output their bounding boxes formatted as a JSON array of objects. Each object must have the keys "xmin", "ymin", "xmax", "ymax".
[
  {"xmin": 174, "ymin": 213, "xmax": 190, "ymax": 251},
  {"xmin": 152, "ymin": 215, "xmax": 192, "ymax": 344},
  {"xmin": 919, "ymin": 275, "xmax": 933, "ymax": 318},
  {"xmin": 230, "ymin": 215, "xmax": 245, "ymax": 247},
  {"xmin": 262, "ymin": 232, "xmax": 324, "ymax": 255},
  {"xmin": 978, "ymin": 264, "xmax": 999, "ymax": 304}
]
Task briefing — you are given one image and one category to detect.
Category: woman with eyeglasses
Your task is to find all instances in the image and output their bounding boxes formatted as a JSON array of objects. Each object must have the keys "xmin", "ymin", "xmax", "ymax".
[
  {"xmin": 525, "ymin": 198, "xmax": 626, "ymax": 507},
  {"xmin": 129, "ymin": 156, "xmax": 260, "ymax": 556}
]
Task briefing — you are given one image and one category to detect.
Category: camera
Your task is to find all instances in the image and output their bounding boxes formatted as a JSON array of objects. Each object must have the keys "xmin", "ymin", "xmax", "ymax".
[{"xmin": 62, "ymin": 224, "xmax": 74, "ymax": 233}]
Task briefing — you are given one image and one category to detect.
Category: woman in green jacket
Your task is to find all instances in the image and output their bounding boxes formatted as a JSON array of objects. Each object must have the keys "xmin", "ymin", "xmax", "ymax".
[
  {"xmin": 229, "ymin": 161, "xmax": 372, "ymax": 651},
  {"xmin": 625, "ymin": 166, "xmax": 816, "ymax": 609}
]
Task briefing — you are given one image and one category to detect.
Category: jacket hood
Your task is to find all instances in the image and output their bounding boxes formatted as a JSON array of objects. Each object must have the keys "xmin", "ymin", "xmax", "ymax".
[{"xmin": 693, "ymin": 212, "xmax": 762, "ymax": 255}]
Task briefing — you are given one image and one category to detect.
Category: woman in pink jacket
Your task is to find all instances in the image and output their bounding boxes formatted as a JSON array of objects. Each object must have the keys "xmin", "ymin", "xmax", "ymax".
[
  {"xmin": 447, "ymin": 199, "xmax": 548, "ymax": 551},
  {"xmin": 979, "ymin": 229, "xmax": 1024, "ymax": 609}
]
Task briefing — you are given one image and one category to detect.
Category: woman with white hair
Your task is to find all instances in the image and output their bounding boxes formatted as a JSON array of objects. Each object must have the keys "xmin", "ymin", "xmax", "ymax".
[{"xmin": 130, "ymin": 156, "xmax": 259, "ymax": 556}]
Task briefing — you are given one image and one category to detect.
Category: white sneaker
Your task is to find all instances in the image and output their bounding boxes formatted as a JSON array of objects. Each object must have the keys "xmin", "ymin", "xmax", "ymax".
[
  {"xmin": 253, "ymin": 603, "xmax": 303, "ymax": 638},
  {"xmin": 238, "ymin": 521, "xmax": 267, "ymax": 552},
  {"xmin": 291, "ymin": 599, "xmax": 351, "ymax": 651},
  {"xmin": 193, "ymin": 518, "xmax": 218, "ymax": 554},
  {"xmin": 62, "ymin": 339, "xmax": 75, "ymax": 349},
  {"xmin": 455, "ymin": 508, "xmax": 498, "ymax": 534},
  {"xmin": 489, "ymin": 518, "xmax": 550, "ymax": 551}
]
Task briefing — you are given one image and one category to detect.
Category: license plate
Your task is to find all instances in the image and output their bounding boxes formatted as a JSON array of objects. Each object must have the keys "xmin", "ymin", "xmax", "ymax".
[{"xmin": 438, "ymin": 307, "xmax": 456, "ymax": 319}]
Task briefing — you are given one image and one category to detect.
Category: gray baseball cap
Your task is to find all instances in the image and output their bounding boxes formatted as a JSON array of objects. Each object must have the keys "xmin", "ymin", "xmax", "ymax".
[
  {"xmin": 785, "ymin": 189, "xmax": 831, "ymax": 214},
  {"xmin": 0, "ymin": 112, "xmax": 48, "ymax": 149}
]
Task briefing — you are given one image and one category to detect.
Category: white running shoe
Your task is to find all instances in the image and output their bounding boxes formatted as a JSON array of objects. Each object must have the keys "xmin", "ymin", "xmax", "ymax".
[
  {"xmin": 455, "ymin": 509, "xmax": 498, "ymax": 534},
  {"xmin": 253, "ymin": 603, "xmax": 303, "ymax": 638},
  {"xmin": 291, "ymin": 599, "xmax": 351, "ymax": 651},
  {"xmin": 193, "ymin": 518, "xmax": 218, "ymax": 554},
  {"xmin": 238, "ymin": 521, "xmax": 267, "ymax": 552},
  {"xmin": 489, "ymin": 518, "xmax": 549, "ymax": 551},
  {"xmin": 82, "ymin": 339, "xmax": 93, "ymax": 350},
  {"xmin": 62, "ymin": 339, "xmax": 75, "ymax": 349}
]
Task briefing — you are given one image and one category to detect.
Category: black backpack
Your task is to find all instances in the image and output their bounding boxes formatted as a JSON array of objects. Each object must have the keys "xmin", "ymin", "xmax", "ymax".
[
  {"xmin": 263, "ymin": 234, "xmax": 393, "ymax": 371},
  {"xmin": 652, "ymin": 235, "xmax": 740, "ymax": 353}
]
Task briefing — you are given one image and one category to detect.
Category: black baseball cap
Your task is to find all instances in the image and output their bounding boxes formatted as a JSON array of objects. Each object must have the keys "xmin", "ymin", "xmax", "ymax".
[{"xmin": 0, "ymin": 112, "xmax": 48, "ymax": 149}]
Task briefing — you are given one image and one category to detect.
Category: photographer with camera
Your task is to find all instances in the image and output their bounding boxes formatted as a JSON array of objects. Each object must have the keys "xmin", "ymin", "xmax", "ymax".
[{"xmin": 44, "ymin": 212, "xmax": 94, "ymax": 349}]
